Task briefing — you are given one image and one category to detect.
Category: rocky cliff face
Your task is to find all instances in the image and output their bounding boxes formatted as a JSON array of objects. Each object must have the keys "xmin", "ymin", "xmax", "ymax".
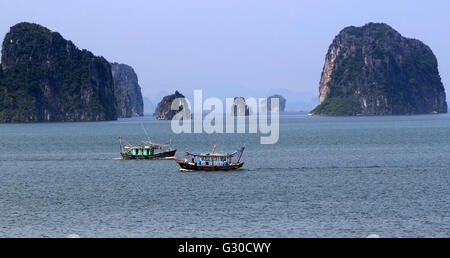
[
  {"xmin": 231, "ymin": 97, "xmax": 253, "ymax": 116},
  {"xmin": 312, "ymin": 23, "xmax": 447, "ymax": 115},
  {"xmin": 261, "ymin": 95, "xmax": 286, "ymax": 112},
  {"xmin": 0, "ymin": 22, "xmax": 117, "ymax": 122},
  {"xmin": 110, "ymin": 63, "xmax": 143, "ymax": 118},
  {"xmin": 153, "ymin": 91, "xmax": 191, "ymax": 120}
]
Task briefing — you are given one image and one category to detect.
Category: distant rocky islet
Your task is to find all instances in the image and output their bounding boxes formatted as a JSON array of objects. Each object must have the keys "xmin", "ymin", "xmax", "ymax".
[
  {"xmin": 231, "ymin": 97, "xmax": 253, "ymax": 116},
  {"xmin": 262, "ymin": 95, "xmax": 286, "ymax": 113},
  {"xmin": 153, "ymin": 91, "xmax": 191, "ymax": 120}
]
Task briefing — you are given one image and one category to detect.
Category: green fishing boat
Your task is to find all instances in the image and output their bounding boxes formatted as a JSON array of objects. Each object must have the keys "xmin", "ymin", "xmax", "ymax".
[{"xmin": 119, "ymin": 136, "xmax": 177, "ymax": 160}]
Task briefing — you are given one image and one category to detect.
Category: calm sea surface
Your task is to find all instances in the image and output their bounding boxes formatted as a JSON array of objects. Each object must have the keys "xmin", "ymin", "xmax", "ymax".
[{"xmin": 0, "ymin": 113, "xmax": 449, "ymax": 237}]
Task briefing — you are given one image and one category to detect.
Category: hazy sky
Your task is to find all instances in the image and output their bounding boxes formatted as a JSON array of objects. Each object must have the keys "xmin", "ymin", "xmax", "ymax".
[{"xmin": 1, "ymin": 0, "xmax": 449, "ymax": 100}]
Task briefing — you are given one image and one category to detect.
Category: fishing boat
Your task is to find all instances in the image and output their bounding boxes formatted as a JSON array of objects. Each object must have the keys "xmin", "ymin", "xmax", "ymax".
[
  {"xmin": 176, "ymin": 145, "xmax": 245, "ymax": 171},
  {"xmin": 118, "ymin": 136, "xmax": 177, "ymax": 160}
]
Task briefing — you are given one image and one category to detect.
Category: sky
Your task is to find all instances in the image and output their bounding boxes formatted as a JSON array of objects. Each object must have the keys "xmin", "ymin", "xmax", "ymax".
[{"xmin": 1, "ymin": 0, "xmax": 449, "ymax": 103}]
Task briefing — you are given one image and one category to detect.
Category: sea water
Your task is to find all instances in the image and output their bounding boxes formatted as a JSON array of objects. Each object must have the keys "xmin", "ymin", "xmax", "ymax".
[{"xmin": 0, "ymin": 113, "xmax": 449, "ymax": 237}]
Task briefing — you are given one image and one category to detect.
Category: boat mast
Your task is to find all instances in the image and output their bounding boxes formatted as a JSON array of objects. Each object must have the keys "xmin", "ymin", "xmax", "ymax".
[
  {"xmin": 237, "ymin": 145, "xmax": 245, "ymax": 163},
  {"xmin": 118, "ymin": 136, "xmax": 124, "ymax": 152},
  {"xmin": 141, "ymin": 123, "xmax": 153, "ymax": 146}
]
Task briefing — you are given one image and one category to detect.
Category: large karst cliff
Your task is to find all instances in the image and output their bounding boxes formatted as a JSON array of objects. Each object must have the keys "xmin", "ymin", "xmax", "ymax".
[
  {"xmin": 110, "ymin": 62, "xmax": 144, "ymax": 118},
  {"xmin": 311, "ymin": 23, "xmax": 447, "ymax": 116},
  {"xmin": 0, "ymin": 22, "xmax": 117, "ymax": 122}
]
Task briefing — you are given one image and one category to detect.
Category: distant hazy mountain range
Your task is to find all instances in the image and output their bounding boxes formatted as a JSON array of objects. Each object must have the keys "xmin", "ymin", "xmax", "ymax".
[{"xmin": 143, "ymin": 97, "xmax": 155, "ymax": 115}]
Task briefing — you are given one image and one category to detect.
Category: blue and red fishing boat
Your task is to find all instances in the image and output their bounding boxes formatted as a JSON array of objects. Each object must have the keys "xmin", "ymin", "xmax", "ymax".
[{"xmin": 176, "ymin": 145, "xmax": 245, "ymax": 171}]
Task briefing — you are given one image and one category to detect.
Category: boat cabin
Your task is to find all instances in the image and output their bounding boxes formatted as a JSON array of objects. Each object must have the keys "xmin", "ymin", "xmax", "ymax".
[
  {"xmin": 186, "ymin": 152, "xmax": 233, "ymax": 167},
  {"xmin": 126, "ymin": 146, "xmax": 155, "ymax": 156},
  {"xmin": 177, "ymin": 146, "xmax": 245, "ymax": 171}
]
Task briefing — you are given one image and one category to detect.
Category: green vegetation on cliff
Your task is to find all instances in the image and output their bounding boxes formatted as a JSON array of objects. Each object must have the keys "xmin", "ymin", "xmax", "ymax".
[
  {"xmin": 312, "ymin": 23, "xmax": 447, "ymax": 116},
  {"xmin": 0, "ymin": 22, "xmax": 116, "ymax": 122},
  {"xmin": 314, "ymin": 47, "xmax": 365, "ymax": 115},
  {"xmin": 312, "ymin": 96, "xmax": 361, "ymax": 116}
]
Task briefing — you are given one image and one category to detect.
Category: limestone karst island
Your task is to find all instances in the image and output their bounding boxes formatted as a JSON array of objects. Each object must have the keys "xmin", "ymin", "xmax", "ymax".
[
  {"xmin": 0, "ymin": 22, "xmax": 144, "ymax": 123},
  {"xmin": 311, "ymin": 23, "xmax": 447, "ymax": 116}
]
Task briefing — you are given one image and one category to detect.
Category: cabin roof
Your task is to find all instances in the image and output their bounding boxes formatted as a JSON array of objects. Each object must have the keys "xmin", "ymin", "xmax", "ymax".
[
  {"xmin": 186, "ymin": 152, "xmax": 231, "ymax": 157},
  {"xmin": 124, "ymin": 144, "xmax": 168, "ymax": 149},
  {"xmin": 186, "ymin": 146, "xmax": 245, "ymax": 158}
]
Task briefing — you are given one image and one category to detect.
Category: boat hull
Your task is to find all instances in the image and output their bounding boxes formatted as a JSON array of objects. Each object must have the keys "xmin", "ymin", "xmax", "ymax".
[
  {"xmin": 176, "ymin": 160, "xmax": 244, "ymax": 171},
  {"xmin": 121, "ymin": 149, "xmax": 177, "ymax": 160}
]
